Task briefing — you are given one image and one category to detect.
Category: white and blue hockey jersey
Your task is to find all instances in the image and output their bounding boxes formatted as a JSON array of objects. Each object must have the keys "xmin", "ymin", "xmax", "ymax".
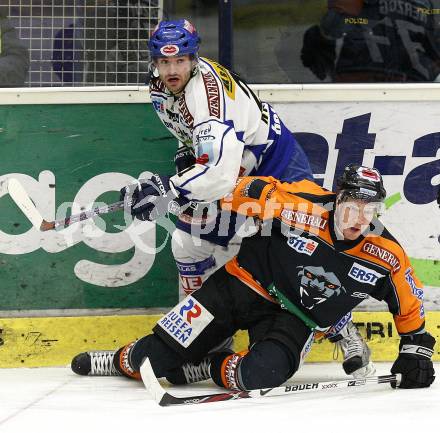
[{"xmin": 149, "ymin": 57, "xmax": 306, "ymax": 202}]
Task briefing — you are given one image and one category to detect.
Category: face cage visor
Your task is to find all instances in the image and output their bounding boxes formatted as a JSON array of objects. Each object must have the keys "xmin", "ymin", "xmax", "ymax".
[{"xmin": 337, "ymin": 190, "xmax": 385, "ymax": 217}]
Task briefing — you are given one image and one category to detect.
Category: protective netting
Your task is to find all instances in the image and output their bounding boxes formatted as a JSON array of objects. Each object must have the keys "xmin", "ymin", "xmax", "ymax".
[{"xmin": 3, "ymin": 0, "xmax": 162, "ymax": 86}]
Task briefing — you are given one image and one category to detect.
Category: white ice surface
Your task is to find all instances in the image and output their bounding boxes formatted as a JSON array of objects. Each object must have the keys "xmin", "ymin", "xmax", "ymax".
[{"xmin": 0, "ymin": 363, "xmax": 438, "ymax": 433}]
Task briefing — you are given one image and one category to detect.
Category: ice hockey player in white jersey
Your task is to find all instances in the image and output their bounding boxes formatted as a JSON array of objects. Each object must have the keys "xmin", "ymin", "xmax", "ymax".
[{"xmin": 120, "ymin": 19, "xmax": 373, "ymax": 378}]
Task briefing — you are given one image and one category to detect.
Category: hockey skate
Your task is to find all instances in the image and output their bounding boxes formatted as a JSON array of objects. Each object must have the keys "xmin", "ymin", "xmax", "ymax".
[
  {"xmin": 165, "ymin": 356, "xmax": 212, "ymax": 384},
  {"xmin": 71, "ymin": 350, "xmax": 121, "ymax": 376},
  {"xmin": 71, "ymin": 349, "xmax": 214, "ymax": 384},
  {"xmin": 329, "ymin": 321, "xmax": 376, "ymax": 378}
]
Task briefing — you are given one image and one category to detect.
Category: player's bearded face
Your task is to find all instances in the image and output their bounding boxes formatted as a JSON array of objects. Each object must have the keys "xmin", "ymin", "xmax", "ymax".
[
  {"xmin": 335, "ymin": 199, "xmax": 381, "ymax": 241},
  {"xmin": 156, "ymin": 55, "xmax": 194, "ymax": 94}
]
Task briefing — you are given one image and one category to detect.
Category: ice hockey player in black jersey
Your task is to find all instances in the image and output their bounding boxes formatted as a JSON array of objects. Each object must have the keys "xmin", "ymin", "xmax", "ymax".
[{"xmin": 71, "ymin": 165, "xmax": 435, "ymax": 391}]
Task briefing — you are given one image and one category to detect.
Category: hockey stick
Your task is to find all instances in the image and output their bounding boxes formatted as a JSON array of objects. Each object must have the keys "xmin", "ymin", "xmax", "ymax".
[
  {"xmin": 7, "ymin": 177, "xmax": 127, "ymax": 231},
  {"xmin": 39, "ymin": 200, "xmax": 126, "ymax": 231},
  {"xmin": 140, "ymin": 358, "xmax": 401, "ymax": 407}
]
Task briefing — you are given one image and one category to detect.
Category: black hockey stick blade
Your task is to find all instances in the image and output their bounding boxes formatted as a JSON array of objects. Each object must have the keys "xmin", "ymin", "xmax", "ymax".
[
  {"xmin": 140, "ymin": 358, "xmax": 248, "ymax": 405},
  {"xmin": 140, "ymin": 358, "xmax": 401, "ymax": 407}
]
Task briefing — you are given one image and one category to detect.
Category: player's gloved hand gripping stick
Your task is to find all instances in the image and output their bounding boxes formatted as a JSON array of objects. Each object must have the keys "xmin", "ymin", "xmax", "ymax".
[
  {"xmin": 119, "ymin": 174, "xmax": 189, "ymax": 222},
  {"xmin": 7, "ymin": 176, "xmax": 185, "ymax": 231}
]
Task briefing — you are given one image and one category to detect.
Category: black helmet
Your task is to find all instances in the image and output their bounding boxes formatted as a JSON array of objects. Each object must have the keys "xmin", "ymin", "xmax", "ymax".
[{"xmin": 337, "ymin": 164, "xmax": 386, "ymax": 202}]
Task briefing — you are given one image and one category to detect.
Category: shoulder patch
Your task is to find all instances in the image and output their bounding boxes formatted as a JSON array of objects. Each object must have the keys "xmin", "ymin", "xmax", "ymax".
[{"xmin": 205, "ymin": 59, "xmax": 236, "ymax": 100}]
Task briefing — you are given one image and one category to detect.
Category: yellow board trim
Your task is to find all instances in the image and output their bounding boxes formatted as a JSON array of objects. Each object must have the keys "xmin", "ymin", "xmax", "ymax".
[{"xmin": 1, "ymin": 312, "xmax": 439, "ymax": 368}]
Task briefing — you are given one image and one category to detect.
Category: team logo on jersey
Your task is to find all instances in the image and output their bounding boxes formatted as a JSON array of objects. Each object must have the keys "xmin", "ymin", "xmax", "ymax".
[
  {"xmin": 157, "ymin": 296, "xmax": 214, "ymax": 348},
  {"xmin": 287, "ymin": 234, "xmax": 318, "ymax": 256},
  {"xmin": 160, "ymin": 44, "xmax": 180, "ymax": 56},
  {"xmin": 348, "ymin": 262, "xmax": 384, "ymax": 286},
  {"xmin": 362, "ymin": 242, "xmax": 401, "ymax": 273},
  {"xmin": 297, "ymin": 266, "xmax": 346, "ymax": 310}
]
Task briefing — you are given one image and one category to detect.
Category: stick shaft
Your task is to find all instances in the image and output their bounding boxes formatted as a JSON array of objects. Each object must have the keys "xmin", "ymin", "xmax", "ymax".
[
  {"xmin": 163, "ymin": 374, "xmax": 399, "ymax": 406},
  {"xmin": 41, "ymin": 201, "xmax": 126, "ymax": 231}
]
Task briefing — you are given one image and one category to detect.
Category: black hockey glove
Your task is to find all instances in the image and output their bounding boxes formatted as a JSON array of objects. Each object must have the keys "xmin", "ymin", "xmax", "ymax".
[
  {"xmin": 174, "ymin": 147, "xmax": 195, "ymax": 173},
  {"xmin": 390, "ymin": 332, "xmax": 436, "ymax": 389},
  {"xmin": 120, "ymin": 174, "xmax": 189, "ymax": 221},
  {"xmin": 437, "ymin": 187, "xmax": 440, "ymax": 209},
  {"xmin": 300, "ymin": 25, "xmax": 336, "ymax": 81}
]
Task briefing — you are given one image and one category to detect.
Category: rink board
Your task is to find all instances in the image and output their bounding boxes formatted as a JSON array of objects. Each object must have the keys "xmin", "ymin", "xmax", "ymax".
[
  {"xmin": 0, "ymin": 311, "xmax": 439, "ymax": 368},
  {"xmin": 0, "ymin": 103, "xmax": 180, "ymax": 312}
]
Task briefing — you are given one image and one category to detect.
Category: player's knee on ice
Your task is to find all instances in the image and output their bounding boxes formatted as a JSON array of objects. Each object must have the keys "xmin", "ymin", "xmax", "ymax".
[
  {"xmin": 123, "ymin": 334, "xmax": 185, "ymax": 377},
  {"xmin": 240, "ymin": 340, "xmax": 298, "ymax": 389}
]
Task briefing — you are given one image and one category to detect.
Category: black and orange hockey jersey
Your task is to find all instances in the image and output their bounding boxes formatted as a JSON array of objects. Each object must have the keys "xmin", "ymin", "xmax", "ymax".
[{"xmin": 221, "ymin": 176, "xmax": 426, "ymax": 336}]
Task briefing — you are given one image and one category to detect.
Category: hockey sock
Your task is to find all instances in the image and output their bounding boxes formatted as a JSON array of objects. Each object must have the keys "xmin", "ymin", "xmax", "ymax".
[
  {"xmin": 210, "ymin": 350, "xmax": 249, "ymax": 390},
  {"xmin": 211, "ymin": 340, "xmax": 297, "ymax": 390},
  {"xmin": 113, "ymin": 342, "xmax": 141, "ymax": 380}
]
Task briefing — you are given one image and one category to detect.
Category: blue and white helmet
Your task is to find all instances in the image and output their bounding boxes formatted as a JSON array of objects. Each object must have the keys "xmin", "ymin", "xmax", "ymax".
[{"xmin": 148, "ymin": 19, "xmax": 200, "ymax": 58}]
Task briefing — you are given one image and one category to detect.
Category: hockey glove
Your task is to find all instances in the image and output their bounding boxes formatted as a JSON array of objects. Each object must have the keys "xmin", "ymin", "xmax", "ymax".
[
  {"xmin": 437, "ymin": 187, "xmax": 440, "ymax": 209},
  {"xmin": 390, "ymin": 332, "xmax": 436, "ymax": 388},
  {"xmin": 300, "ymin": 25, "xmax": 336, "ymax": 81},
  {"xmin": 174, "ymin": 147, "xmax": 196, "ymax": 173},
  {"xmin": 120, "ymin": 174, "xmax": 189, "ymax": 221}
]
